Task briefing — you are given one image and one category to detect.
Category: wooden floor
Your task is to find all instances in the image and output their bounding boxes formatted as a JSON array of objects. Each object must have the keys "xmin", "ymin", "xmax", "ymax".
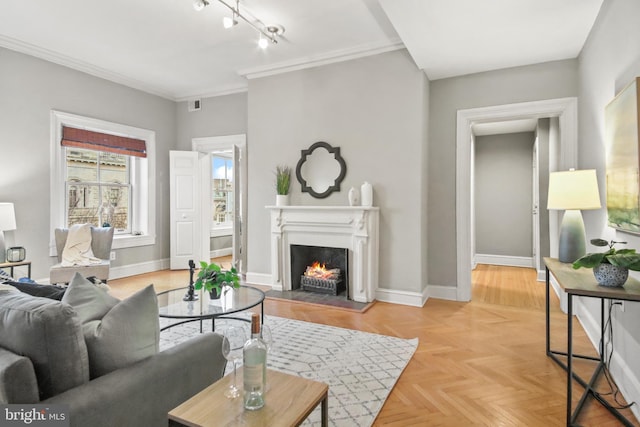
[{"xmin": 108, "ymin": 261, "xmax": 639, "ymax": 426}]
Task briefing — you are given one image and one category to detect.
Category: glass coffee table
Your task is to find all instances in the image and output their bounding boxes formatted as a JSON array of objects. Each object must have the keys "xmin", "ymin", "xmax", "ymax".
[{"xmin": 157, "ymin": 285, "xmax": 265, "ymax": 332}]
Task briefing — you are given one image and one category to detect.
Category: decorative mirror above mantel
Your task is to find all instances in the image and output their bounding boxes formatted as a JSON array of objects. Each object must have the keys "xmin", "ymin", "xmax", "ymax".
[{"xmin": 295, "ymin": 141, "xmax": 347, "ymax": 198}]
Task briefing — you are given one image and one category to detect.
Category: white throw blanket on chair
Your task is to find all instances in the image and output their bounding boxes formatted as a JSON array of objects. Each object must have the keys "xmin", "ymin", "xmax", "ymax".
[{"xmin": 61, "ymin": 224, "xmax": 101, "ymax": 267}]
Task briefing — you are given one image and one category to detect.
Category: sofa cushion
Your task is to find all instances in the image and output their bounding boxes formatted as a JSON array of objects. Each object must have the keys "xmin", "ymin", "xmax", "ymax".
[
  {"xmin": 0, "ymin": 292, "xmax": 90, "ymax": 400},
  {"xmin": 0, "ymin": 347, "xmax": 39, "ymax": 404},
  {"xmin": 62, "ymin": 278, "xmax": 160, "ymax": 378},
  {"xmin": 61, "ymin": 273, "xmax": 119, "ymax": 322}
]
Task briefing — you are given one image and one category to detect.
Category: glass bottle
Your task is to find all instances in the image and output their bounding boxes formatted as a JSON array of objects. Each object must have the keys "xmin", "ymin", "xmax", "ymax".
[{"xmin": 243, "ymin": 313, "xmax": 267, "ymax": 410}]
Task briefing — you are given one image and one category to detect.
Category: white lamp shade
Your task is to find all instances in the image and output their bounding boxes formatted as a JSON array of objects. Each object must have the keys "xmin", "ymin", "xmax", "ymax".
[
  {"xmin": 547, "ymin": 169, "xmax": 601, "ymax": 211},
  {"xmin": 0, "ymin": 203, "xmax": 16, "ymax": 231}
]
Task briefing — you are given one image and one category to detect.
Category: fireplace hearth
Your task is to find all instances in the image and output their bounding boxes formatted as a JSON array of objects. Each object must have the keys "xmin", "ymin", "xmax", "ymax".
[{"xmin": 291, "ymin": 244, "xmax": 347, "ymax": 297}]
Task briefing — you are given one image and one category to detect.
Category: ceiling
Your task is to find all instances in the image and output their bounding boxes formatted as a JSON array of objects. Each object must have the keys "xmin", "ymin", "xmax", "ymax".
[{"xmin": 0, "ymin": 0, "xmax": 603, "ymax": 102}]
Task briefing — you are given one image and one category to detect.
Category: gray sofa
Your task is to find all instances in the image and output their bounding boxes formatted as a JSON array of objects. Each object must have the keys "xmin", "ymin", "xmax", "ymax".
[{"xmin": 0, "ymin": 288, "xmax": 226, "ymax": 427}]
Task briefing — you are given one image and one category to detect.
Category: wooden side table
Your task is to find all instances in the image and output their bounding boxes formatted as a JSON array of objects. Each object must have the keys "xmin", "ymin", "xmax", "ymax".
[
  {"xmin": 169, "ymin": 368, "xmax": 328, "ymax": 427},
  {"xmin": 0, "ymin": 260, "xmax": 31, "ymax": 279}
]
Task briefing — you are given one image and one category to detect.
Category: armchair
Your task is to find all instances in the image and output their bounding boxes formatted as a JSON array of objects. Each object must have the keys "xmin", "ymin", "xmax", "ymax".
[{"xmin": 50, "ymin": 226, "xmax": 114, "ymax": 285}]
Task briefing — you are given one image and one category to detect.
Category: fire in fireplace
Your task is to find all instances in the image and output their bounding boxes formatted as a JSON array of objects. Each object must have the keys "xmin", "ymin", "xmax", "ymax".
[{"xmin": 290, "ymin": 245, "xmax": 348, "ymax": 298}]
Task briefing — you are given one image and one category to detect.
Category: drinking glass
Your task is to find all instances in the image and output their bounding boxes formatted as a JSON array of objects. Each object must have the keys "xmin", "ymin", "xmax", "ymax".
[
  {"xmin": 219, "ymin": 325, "xmax": 247, "ymax": 398},
  {"xmin": 260, "ymin": 323, "xmax": 273, "ymax": 353}
]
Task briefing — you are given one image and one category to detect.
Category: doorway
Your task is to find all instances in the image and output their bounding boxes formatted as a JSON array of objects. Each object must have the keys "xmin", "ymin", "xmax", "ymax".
[
  {"xmin": 192, "ymin": 135, "xmax": 247, "ymax": 275},
  {"xmin": 456, "ymin": 98, "xmax": 578, "ymax": 301}
]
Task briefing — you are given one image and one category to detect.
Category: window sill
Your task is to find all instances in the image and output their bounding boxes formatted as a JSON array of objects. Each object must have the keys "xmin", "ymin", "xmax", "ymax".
[{"xmin": 112, "ymin": 233, "xmax": 156, "ymax": 249}]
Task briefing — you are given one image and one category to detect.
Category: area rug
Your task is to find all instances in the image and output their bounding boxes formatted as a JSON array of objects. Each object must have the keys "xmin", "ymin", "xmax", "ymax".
[{"xmin": 160, "ymin": 315, "xmax": 418, "ymax": 427}]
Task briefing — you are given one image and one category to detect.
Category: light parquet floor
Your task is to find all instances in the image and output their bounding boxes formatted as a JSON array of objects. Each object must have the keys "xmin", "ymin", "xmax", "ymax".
[{"xmin": 108, "ymin": 261, "xmax": 639, "ymax": 426}]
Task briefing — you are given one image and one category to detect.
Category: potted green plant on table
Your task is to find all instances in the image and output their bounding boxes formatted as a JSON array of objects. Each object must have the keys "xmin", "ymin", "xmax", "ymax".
[
  {"xmin": 193, "ymin": 261, "xmax": 240, "ymax": 299},
  {"xmin": 572, "ymin": 239, "xmax": 640, "ymax": 287},
  {"xmin": 275, "ymin": 165, "xmax": 291, "ymax": 206}
]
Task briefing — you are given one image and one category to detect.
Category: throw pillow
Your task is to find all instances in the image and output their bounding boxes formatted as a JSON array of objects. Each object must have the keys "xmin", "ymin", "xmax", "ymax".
[
  {"xmin": 83, "ymin": 284, "xmax": 159, "ymax": 378},
  {"xmin": 61, "ymin": 273, "xmax": 119, "ymax": 322},
  {"xmin": 63, "ymin": 281, "xmax": 160, "ymax": 379},
  {"xmin": 3, "ymin": 281, "xmax": 66, "ymax": 300}
]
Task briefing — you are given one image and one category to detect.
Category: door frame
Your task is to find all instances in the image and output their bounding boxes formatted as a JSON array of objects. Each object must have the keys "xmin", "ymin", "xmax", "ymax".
[
  {"xmin": 192, "ymin": 134, "xmax": 248, "ymax": 275},
  {"xmin": 456, "ymin": 98, "xmax": 578, "ymax": 301}
]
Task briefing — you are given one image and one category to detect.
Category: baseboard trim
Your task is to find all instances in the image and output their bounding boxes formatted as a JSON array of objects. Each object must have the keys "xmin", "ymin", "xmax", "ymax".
[
  {"xmin": 245, "ymin": 272, "xmax": 272, "ymax": 287},
  {"xmin": 475, "ymin": 254, "xmax": 534, "ymax": 268},
  {"xmin": 426, "ymin": 284, "xmax": 459, "ymax": 301},
  {"xmin": 375, "ymin": 288, "xmax": 426, "ymax": 307},
  {"xmin": 210, "ymin": 248, "xmax": 232, "ymax": 258},
  {"xmin": 110, "ymin": 258, "xmax": 170, "ymax": 280}
]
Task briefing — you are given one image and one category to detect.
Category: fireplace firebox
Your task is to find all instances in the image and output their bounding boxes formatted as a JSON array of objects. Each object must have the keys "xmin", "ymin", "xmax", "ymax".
[{"xmin": 290, "ymin": 244, "xmax": 348, "ymax": 298}]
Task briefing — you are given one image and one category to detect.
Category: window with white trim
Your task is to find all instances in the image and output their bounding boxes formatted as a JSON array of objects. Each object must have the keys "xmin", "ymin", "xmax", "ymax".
[{"xmin": 50, "ymin": 111, "xmax": 156, "ymax": 252}]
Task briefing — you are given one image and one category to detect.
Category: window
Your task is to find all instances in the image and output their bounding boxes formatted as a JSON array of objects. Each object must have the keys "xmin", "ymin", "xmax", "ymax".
[
  {"xmin": 212, "ymin": 155, "xmax": 233, "ymax": 232},
  {"xmin": 65, "ymin": 148, "xmax": 131, "ymax": 233},
  {"xmin": 50, "ymin": 111, "xmax": 156, "ymax": 254}
]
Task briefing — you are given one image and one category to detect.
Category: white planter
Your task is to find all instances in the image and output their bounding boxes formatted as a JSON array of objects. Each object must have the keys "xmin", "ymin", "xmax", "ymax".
[{"xmin": 276, "ymin": 194, "xmax": 290, "ymax": 206}]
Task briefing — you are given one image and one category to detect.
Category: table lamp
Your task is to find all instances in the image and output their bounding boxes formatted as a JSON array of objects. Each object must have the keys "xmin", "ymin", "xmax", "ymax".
[
  {"xmin": 0, "ymin": 203, "xmax": 17, "ymax": 263},
  {"xmin": 547, "ymin": 169, "xmax": 601, "ymax": 263}
]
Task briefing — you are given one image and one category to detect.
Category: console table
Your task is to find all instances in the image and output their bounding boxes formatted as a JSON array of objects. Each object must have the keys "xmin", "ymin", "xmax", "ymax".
[{"xmin": 544, "ymin": 257, "xmax": 640, "ymax": 426}]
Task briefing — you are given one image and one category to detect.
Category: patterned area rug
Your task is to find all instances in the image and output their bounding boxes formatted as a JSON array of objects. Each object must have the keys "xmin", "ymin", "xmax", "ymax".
[{"xmin": 160, "ymin": 315, "xmax": 418, "ymax": 427}]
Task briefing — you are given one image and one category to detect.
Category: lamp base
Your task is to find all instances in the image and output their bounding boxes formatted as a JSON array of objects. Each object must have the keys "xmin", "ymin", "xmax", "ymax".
[{"xmin": 558, "ymin": 210, "xmax": 586, "ymax": 263}]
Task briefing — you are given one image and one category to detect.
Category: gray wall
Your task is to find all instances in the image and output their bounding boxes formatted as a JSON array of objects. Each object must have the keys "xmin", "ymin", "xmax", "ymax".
[
  {"xmin": 246, "ymin": 49, "xmax": 428, "ymax": 293},
  {"xmin": 428, "ymin": 59, "xmax": 580, "ymax": 288},
  {"xmin": 0, "ymin": 47, "xmax": 176, "ymax": 280},
  {"xmin": 175, "ymin": 93, "xmax": 248, "ymax": 149},
  {"xmin": 475, "ymin": 132, "xmax": 534, "ymax": 257},
  {"xmin": 576, "ymin": 0, "xmax": 640, "ymax": 408}
]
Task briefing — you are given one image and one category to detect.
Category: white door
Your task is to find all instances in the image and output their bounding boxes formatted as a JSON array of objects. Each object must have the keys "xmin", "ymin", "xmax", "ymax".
[
  {"xmin": 170, "ymin": 151, "xmax": 203, "ymax": 270},
  {"xmin": 532, "ymin": 138, "xmax": 540, "ymax": 270}
]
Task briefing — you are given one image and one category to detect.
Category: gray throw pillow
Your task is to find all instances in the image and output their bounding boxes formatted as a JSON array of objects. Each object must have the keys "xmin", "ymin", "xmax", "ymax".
[
  {"xmin": 82, "ymin": 285, "xmax": 160, "ymax": 378},
  {"xmin": 61, "ymin": 273, "xmax": 119, "ymax": 322}
]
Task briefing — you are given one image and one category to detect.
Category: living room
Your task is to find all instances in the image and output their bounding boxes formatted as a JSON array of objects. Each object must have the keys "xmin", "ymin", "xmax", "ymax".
[{"xmin": 2, "ymin": 0, "xmax": 640, "ymax": 425}]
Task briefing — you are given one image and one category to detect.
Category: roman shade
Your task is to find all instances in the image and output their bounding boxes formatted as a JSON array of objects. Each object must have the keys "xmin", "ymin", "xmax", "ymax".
[{"xmin": 61, "ymin": 126, "xmax": 147, "ymax": 158}]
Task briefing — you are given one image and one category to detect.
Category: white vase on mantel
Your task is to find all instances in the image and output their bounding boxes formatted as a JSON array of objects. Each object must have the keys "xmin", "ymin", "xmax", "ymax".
[
  {"xmin": 348, "ymin": 187, "xmax": 360, "ymax": 206},
  {"xmin": 276, "ymin": 194, "xmax": 289, "ymax": 207},
  {"xmin": 361, "ymin": 181, "xmax": 373, "ymax": 207}
]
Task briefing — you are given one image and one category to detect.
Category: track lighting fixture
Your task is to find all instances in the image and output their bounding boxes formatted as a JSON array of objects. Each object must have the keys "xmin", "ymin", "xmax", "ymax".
[
  {"xmin": 193, "ymin": 0, "xmax": 209, "ymax": 12},
  {"xmin": 192, "ymin": 0, "xmax": 284, "ymax": 48}
]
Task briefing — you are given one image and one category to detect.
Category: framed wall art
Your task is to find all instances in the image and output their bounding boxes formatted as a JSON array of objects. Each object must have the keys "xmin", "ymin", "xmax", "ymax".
[{"xmin": 605, "ymin": 77, "xmax": 640, "ymax": 234}]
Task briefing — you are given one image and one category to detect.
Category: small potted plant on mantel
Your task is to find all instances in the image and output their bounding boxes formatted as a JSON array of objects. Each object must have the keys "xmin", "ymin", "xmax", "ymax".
[
  {"xmin": 193, "ymin": 261, "xmax": 240, "ymax": 299},
  {"xmin": 275, "ymin": 165, "xmax": 291, "ymax": 206},
  {"xmin": 572, "ymin": 239, "xmax": 640, "ymax": 287}
]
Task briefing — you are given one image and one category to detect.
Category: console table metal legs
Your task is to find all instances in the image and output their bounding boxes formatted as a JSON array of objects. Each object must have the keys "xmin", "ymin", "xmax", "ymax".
[{"xmin": 545, "ymin": 266, "xmax": 635, "ymax": 426}]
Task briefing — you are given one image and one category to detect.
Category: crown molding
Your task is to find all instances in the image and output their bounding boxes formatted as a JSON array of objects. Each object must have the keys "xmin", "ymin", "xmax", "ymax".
[
  {"xmin": 0, "ymin": 34, "xmax": 178, "ymax": 101},
  {"xmin": 238, "ymin": 39, "xmax": 405, "ymax": 80}
]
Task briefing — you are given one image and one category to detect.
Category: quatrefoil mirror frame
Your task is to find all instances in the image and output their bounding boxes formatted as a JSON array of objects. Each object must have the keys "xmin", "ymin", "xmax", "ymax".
[{"xmin": 295, "ymin": 141, "xmax": 347, "ymax": 199}]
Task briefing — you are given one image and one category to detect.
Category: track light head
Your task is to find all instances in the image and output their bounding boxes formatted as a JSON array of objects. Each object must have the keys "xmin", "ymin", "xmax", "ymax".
[
  {"xmin": 223, "ymin": 15, "xmax": 238, "ymax": 29},
  {"xmin": 193, "ymin": 0, "xmax": 209, "ymax": 11}
]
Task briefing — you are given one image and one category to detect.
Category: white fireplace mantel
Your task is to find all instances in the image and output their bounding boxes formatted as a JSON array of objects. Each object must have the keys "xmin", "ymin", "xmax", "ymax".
[{"xmin": 267, "ymin": 206, "xmax": 379, "ymax": 303}]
